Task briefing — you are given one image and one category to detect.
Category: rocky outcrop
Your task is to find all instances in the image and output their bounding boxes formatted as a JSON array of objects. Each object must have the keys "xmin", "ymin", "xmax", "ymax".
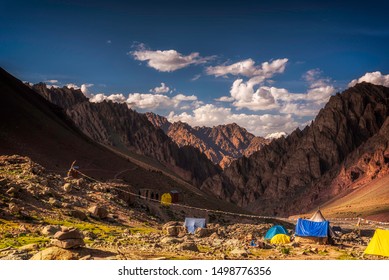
[
  {"xmin": 201, "ymin": 83, "xmax": 389, "ymax": 216},
  {"xmin": 146, "ymin": 112, "xmax": 269, "ymax": 168},
  {"xmin": 32, "ymin": 85, "xmax": 220, "ymax": 186}
]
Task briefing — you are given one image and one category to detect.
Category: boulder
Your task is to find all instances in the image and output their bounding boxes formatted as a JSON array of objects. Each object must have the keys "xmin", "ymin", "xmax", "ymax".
[
  {"xmin": 195, "ymin": 227, "xmax": 210, "ymax": 238},
  {"xmin": 54, "ymin": 228, "xmax": 83, "ymax": 240},
  {"xmin": 51, "ymin": 238, "xmax": 85, "ymax": 249},
  {"xmin": 166, "ymin": 226, "xmax": 178, "ymax": 237},
  {"xmin": 9, "ymin": 203, "xmax": 20, "ymax": 213},
  {"xmin": 177, "ymin": 241, "xmax": 198, "ymax": 252},
  {"xmin": 63, "ymin": 183, "xmax": 72, "ymax": 193},
  {"xmin": 88, "ymin": 205, "xmax": 108, "ymax": 219},
  {"xmin": 18, "ymin": 243, "xmax": 39, "ymax": 252},
  {"xmin": 30, "ymin": 247, "xmax": 78, "ymax": 260},
  {"xmin": 67, "ymin": 209, "xmax": 87, "ymax": 221},
  {"xmin": 41, "ymin": 225, "xmax": 61, "ymax": 236},
  {"xmin": 48, "ymin": 198, "xmax": 61, "ymax": 208}
]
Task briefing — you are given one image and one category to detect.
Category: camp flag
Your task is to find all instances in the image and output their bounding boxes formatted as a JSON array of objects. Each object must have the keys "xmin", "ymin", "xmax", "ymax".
[
  {"xmin": 364, "ymin": 228, "xmax": 389, "ymax": 257},
  {"xmin": 161, "ymin": 193, "xmax": 172, "ymax": 206},
  {"xmin": 265, "ymin": 225, "xmax": 288, "ymax": 240},
  {"xmin": 295, "ymin": 218, "xmax": 329, "ymax": 237},
  {"xmin": 270, "ymin": 234, "xmax": 290, "ymax": 244},
  {"xmin": 184, "ymin": 218, "xmax": 206, "ymax": 234}
]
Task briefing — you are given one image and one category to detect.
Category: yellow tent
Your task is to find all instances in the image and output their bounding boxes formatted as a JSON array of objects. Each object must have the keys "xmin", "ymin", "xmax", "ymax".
[
  {"xmin": 270, "ymin": 233, "xmax": 290, "ymax": 244},
  {"xmin": 161, "ymin": 193, "xmax": 172, "ymax": 206},
  {"xmin": 364, "ymin": 228, "xmax": 389, "ymax": 257}
]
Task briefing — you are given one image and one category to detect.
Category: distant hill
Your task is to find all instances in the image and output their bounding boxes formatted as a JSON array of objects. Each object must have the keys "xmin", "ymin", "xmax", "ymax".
[
  {"xmin": 201, "ymin": 83, "xmax": 389, "ymax": 217},
  {"xmin": 146, "ymin": 112, "xmax": 269, "ymax": 168},
  {"xmin": 32, "ymin": 83, "xmax": 220, "ymax": 187}
]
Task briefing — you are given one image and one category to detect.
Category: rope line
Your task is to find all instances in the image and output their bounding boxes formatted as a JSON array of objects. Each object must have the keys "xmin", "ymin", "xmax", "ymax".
[{"xmin": 70, "ymin": 168, "xmax": 389, "ymax": 226}]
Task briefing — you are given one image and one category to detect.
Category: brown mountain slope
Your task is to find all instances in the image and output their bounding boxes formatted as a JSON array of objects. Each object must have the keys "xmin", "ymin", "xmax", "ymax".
[
  {"xmin": 146, "ymin": 112, "xmax": 269, "ymax": 168},
  {"xmin": 32, "ymin": 84, "xmax": 220, "ymax": 187},
  {"xmin": 201, "ymin": 83, "xmax": 389, "ymax": 216},
  {"xmin": 0, "ymin": 68, "xmax": 244, "ymax": 212}
]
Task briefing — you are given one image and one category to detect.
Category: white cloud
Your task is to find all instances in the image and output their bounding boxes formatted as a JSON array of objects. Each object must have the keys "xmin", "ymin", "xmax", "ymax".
[
  {"xmin": 221, "ymin": 68, "xmax": 335, "ymax": 114},
  {"xmin": 88, "ymin": 90, "xmax": 199, "ymax": 111},
  {"xmin": 89, "ymin": 93, "xmax": 127, "ymax": 103},
  {"xmin": 167, "ymin": 104, "xmax": 299, "ymax": 136},
  {"xmin": 130, "ymin": 45, "xmax": 213, "ymax": 72},
  {"xmin": 107, "ymin": 40, "xmax": 112, "ymax": 44},
  {"xmin": 215, "ymin": 96, "xmax": 235, "ymax": 102},
  {"xmin": 81, "ymin": 83, "xmax": 94, "ymax": 96},
  {"xmin": 348, "ymin": 71, "xmax": 389, "ymax": 87},
  {"xmin": 265, "ymin": 132, "xmax": 287, "ymax": 139},
  {"xmin": 66, "ymin": 83, "xmax": 80, "ymax": 90},
  {"xmin": 45, "ymin": 79, "xmax": 59, "ymax": 84},
  {"xmin": 150, "ymin": 82, "xmax": 170, "ymax": 94},
  {"xmin": 206, "ymin": 58, "xmax": 288, "ymax": 78}
]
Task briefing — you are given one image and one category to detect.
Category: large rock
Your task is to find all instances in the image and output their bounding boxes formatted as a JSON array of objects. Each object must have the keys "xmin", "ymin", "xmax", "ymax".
[
  {"xmin": 195, "ymin": 227, "xmax": 210, "ymax": 238},
  {"xmin": 177, "ymin": 241, "xmax": 198, "ymax": 252},
  {"xmin": 51, "ymin": 238, "xmax": 85, "ymax": 249},
  {"xmin": 63, "ymin": 183, "xmax": 72, "ymax": 193},
  {"xmin": 41, "ymin": 225, "xmax": 61, "ymax": 236},
  {"xmin": 67, "ymin": 209, "xmax": 87, "ymax": 221},
  {"xmin": 8, "ymin": 202, "xmax": 20, "ymax": 213},
  {"xmin": 88, "ymin": 205, "xmax": 108, "ymax": 219},
  {"xmin": 54, "ymin": 228, "xmax": 83, "ymax": 240},
  {"xmin": 30, "ymin": 247, "xmax": 78, "ymax": 260}
]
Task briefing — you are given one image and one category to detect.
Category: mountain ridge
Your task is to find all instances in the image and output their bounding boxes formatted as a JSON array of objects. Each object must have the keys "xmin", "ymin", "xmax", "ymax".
[
  {"xmin": 146, "ymin": 112, "xmax": 270, "ymax": 168},
  {"xmin": 201, "ymin": 82, "xmax": 389, "ymax": 216}
]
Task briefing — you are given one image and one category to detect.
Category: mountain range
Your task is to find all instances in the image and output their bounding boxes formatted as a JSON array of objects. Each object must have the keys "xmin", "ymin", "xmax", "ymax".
[
  {"xmin": 201, "ymin": 83, "xmax": 389, "ymax": 216},
  {"xmin": 1, "ymin": 67, "xmax": 388, "ymax": 218},
  {"xmin": 146, "ymin": 112, "xmax": 270, "ymax": 168}
]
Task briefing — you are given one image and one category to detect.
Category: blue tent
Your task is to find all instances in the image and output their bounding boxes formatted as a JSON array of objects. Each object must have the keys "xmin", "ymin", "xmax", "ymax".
[
  {"xmin": 265, "ymin": 225, "xmax": 289, "ymax": 240},
  {"xmin": 184, "ymin": 218, "xmax": 206, "ymax": 234},
  {"xmin": 295, "ymin": 218, "xmax": 329, "ymax": 237}
]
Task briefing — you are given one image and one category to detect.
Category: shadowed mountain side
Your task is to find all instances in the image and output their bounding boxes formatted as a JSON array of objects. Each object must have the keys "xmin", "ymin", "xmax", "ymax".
[
  {"xmin": 32, "ymin": 83, "xmax": 221, "ymax": 187},
  {"xmin": 0, "ymin": 67, "xmax": 247, "ymax": 212},
  {"xmin": 201, "ymin": 83, "xmax": 389, "ymax": 216}
]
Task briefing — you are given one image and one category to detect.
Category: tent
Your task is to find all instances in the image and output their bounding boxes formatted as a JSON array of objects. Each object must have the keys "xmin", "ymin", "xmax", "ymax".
[
  {"xmin": 161, "ymin": 193, "xmax": 172, "ymax": 206},
  {"xmin": 310, "ymin": 209, "xmax": 326, "ymax": 222},
  {"xmin": 364, "ymin": 229, "xmax": 389, "ymax": 257},
  {"xmin": 270, "ymin": 234, "xmax": 291, "ymax": 245},
  {"xmin": 184, "ymin": 218, "xmax": 206, "ymax": 234},
  {"xmin": 295, "ymin": 218, "xmax": 330, "ymax": 244},
  {"xmin": 265, "ymin": 225, "xmax": 289, "ymax": 240}
]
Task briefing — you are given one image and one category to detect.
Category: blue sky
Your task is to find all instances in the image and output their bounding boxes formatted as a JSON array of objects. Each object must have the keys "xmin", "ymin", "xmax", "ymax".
[{"xmin": 1, "ymin": 0, "xmax": 389, "ymax": 137}]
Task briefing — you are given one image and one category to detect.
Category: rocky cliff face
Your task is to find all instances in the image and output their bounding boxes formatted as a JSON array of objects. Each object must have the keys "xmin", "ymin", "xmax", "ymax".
[
  {"xmin": 201, "ymin": 83, "xmax": 389, "ymax": 216},
  {"xmin": 32, "ymin": 85, "xmax": 220, "ymax": 186},
  {"xmin": 146, "ymin": 112, "xmax": 269, "ymax": 168}
]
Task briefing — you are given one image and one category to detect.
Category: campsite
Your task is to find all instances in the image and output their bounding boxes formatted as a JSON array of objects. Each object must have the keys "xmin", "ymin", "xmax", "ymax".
[{"xmin": 1, "ymin": 155, "xmax": 388, "ymax": 260}]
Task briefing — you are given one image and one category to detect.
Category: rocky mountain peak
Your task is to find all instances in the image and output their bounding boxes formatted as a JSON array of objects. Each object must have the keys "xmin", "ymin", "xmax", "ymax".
[{"xmin": 201, "ymin": 83, "xmax": 389, "ymax": 216}]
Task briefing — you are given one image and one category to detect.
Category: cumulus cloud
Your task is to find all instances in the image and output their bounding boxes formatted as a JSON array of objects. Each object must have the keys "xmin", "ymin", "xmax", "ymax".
[
  {"xmin": 45, "ymin": 79, "xmax": 59, "ymax": 84},
  {"xmin": 206, "ymin": 58, "xmax": 288, "ymax": 78},
  {"xmin": 126, "ymin": 93, "xmax": 198, "ymax": 110},
  {"xmin": 130, "ymin": 45, "xmax": 213, "ymax": 72},
  {"xmin": 348, "ymin": 71, "xmax": 389, "ymax": 87},
  {"xmin": 89, "ymin": 93, "xmax": 126, "ymax": 103},
  {"xmin": 221, "ymin": 68, "xmax": 335, "ymax": 115},
  {"xmin": 66, "ymin": 83, "xmax": 80, "ymax": 90},
  {"xmin": 81, "ymin": 83, "xmax": 94, "ymax": 96},
  {"xmin": 167, "ymin": 104, "xmax": 299, "ymax": 136},
  {"xmin": 88, "ymin": 90, "xmax": 199, "ymax": 111},
  {"xmin": 150, "ymin": 82, "xmax": 170, "ymax": 94},
  {"xmin": 265, "ymin": 132, "xmax": 287, "ymax": 139}
]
